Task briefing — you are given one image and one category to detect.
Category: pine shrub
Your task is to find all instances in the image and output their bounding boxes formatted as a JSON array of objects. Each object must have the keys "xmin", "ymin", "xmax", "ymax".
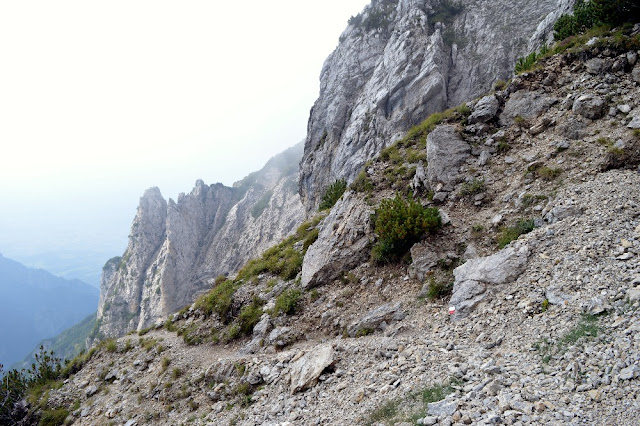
[{"xmin": 371, "ymin": 194, "xmax": 441, "ymax": 264}]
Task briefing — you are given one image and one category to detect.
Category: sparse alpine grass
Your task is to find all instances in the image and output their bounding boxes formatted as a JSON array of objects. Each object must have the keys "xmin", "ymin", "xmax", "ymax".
[{"xmin": 496, "ymin": 219, "xmax": 535, "ymax": 248}]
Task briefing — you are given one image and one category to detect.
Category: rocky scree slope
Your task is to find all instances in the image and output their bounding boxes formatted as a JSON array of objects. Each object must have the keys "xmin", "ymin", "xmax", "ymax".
[
  {"xmin": 299, "ymin": 0, "xmax": 574, "ymax": 210},
  {"xmin": 44, "ymin": 29, "xmax": 640, "ymax": 425},
  {"xmin": 97, "ymin": 144, "xmax": 304, "ymax": 337}
]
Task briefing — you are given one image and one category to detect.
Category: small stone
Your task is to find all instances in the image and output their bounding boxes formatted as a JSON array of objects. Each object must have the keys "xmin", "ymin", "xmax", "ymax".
[
  {"xmin": 633, "ymin": 66, "xmax": 640, "ymax": 84},
  {"xmin": 618, "ymin": 104, "xmax": 631, "ymax": 114},
  {"xmin": 85, "ymin": 385, "xmax": 98, "ymax": 397},
  {"xmin": 619, "ymin": 365, "xmax": 640, "ymax": 380},
  {"xmin": 588, "ymin": 389, "xmax": 603, "ymax": 402},
  {"xmin": 573, "ymin": 94, "xmax": 605, "ymax": 119},
  {"xmin": 433, "ymin": 192, "xmax": 448, "ymax": 203},
  {"xmin": 422, "ymin": 416, "xmax": 438, "ymax": 426},
  {"xmin": 622, "ymin": 239, "xmax": 633, "ymax": 249},
  {"xmin": 505, "ymin": 156, "xmax": 516, "ymax": 164},
  {"xmin": 627, "ymin": 287, "xmax": 640, "ymax": 302},
  {"xmin": 428, "ymin": 399, "xmax": 459, "ymax": 417},
  {"xmin": 534, "ymin": 401, "xmax": 547, "ymax": 412},
  {"xmin": 629, "ymin": 114, "xmax": 640, "ymax": 129},
  {"xmin": 617, "ymin": 253, "xmax": 634, "ymax": 260}
]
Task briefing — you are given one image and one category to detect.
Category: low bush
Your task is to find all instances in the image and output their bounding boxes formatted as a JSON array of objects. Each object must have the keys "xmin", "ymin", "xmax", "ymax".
[
  {"xmin": 350, "ymin": 170, "xmax": 374, "ymax": 193},
  {"xmin": 459, "ymin": 178, "xmax": 485, "ymax": 197},
  {"xmin": 426, "ymin": 277, "xmax": 454, "ymax": 300},
  {"xmin": 39, "ymin": 408, "xmax": 69, "ymax": 426},
  {"xmin": 272, "ymin": 289, "xmax": 302, "ymax": 317},
  {"xmin": 194, "ymin": 279, "xmax": 239, "ymax": 321},
  {"xmin": 554, "ymin": 0, "xmax": 640, "ymax": 41},
  {"xmin": 237, "ymin": 299, "xmax": 264, "ymax": 335},
  {"xmin": 318, "ymin": 179, "xmax": 347, "ymax": 211},
  {"xmin": 371, "ymin": 194, "xmax": 441, "ymax": 264}
]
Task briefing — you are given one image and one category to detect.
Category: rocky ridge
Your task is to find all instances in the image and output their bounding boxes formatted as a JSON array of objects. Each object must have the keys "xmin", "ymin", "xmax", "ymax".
[
  {"xmin": 43, "ymin": 25, "xmax": 640, "ymax": 426},
  {"xmin": 299, "ymin": 0, "xmax": 574, "ymax": 210},
  {"xmin": 97, "ymin": 144, "xmax": 305, "ymax": 337}
]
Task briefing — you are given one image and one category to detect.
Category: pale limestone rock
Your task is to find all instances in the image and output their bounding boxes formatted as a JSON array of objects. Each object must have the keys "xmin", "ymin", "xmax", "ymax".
[
  {"xmin": 301, "ymin": 192, "xmax": 373, "ymax": 289},
  {"xmin": 97, "ymin": 145, "xmax": 305, "ymax": 337},
  {"xmin": 289, "ymin": 344, "xmax": 335, "ymax": 394},
  {"xmin": 573, "ymin": 94, "xmax": 606, "ymax": 120},
  {"xmin": 426, "ymin": 125, "xmax": 470, "ymax": 191},
  {"xmin": 499, "ymin": 90, "xmax": 557, "ymax": 126},
  {"xmin": 347, "ymin": 302, "xmax": 406, "ymax": 337},
  {"xmin": 450, "ymin": 245, "xmax": 530, "ymax": 319},
  {"xmin": 300, "ymin": 0, "xmax": 572, "ymax": 210},
  {"xmin": 468, "ymin": 95, "xmax": 500, "ymax": 124}
]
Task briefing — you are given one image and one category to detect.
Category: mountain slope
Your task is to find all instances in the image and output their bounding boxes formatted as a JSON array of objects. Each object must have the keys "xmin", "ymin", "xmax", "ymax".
[
  {"xmin": 35, "ymin": 23, "xmax": 640, "ymax": 426},
  {"xmin": 97, "ymin": 143, "xmax": 305, "ymax": 337},
  {"xmin": 299, "ymin": 0, "xmax": 574, "ymax": 210},
  {"xmin": 0, "ymin": 255, "xmax": 98, "ymax": 368}
]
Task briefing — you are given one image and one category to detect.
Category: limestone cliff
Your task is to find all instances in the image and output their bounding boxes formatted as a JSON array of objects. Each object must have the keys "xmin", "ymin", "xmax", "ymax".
[
  {"xmin": 299, "ymin": 0, "xmax": 574, "ymax": 210},
  {"xmin": 97, "ymin": 144, "xmax": 304, "ymax": 337}
]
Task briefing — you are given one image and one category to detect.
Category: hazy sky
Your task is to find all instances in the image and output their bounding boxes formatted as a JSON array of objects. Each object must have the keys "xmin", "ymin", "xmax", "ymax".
[{"xmin": 0, "ymin": 0, "xmax": 370, "ymax": 284}]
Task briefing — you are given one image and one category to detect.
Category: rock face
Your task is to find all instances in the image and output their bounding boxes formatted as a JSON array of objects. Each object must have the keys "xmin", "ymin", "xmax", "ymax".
[
  {"xmin": 301, "ymin": 191, "xmax": 373, "ymax": 289},
  {"xmin": 450, "ymin": 244, "xmax": 530, "ymax": 319},
  {"xmin": 97, "ymin": 144, "xmax": 305, "ymax": 337},
  {"xmin": 299, "ymin": 0, "xmax": 573, "ymax": 210},
  {"xmin": 426, "ymin": 124, "xmax": 470, "ymax": 191}
]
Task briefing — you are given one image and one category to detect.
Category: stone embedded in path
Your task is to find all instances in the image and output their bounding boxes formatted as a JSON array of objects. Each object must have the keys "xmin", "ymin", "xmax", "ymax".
[
  {"xmin": 288, "ymin": 344, "xmax": 335, "ymax": 394},
  {"xmin": 450, "ymin": 245, "xmax": 530, "ymax": 319},
  {"xmin": 347, "ymin": 302, "xmax": 406, "ymax": 337}
]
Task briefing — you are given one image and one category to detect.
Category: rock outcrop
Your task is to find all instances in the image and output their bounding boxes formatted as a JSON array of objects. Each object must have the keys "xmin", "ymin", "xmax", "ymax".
[
  {"xmin": 450, "ymin": 244, "xmax": 530, "ymax": 319},
  {"xmin": 299, "ymin": 0, "xmax": 574, "ymax": 210},
  {"xmin": 301, "ymin": 191, "xmax": 373, "ymax": 289},
  {"xmin": 97, "ymin": 144, "xmax": 305, "ymax": 336}
]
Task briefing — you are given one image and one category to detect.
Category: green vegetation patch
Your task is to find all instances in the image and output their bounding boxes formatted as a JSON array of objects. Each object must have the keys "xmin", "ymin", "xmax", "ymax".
[
  {"xmin": 318, "ymin": 179, "xmax": 347, "ymax": 211},
  {"xmin": 272, "ymin": 289, "xmax": 302, "ymax": 317},
  {"xmin": 195, "ymin": 279, "xmax": 240, "ymax": 321},
  {"xmin": 534, "ymin": 314, "xmax": 601, "ymax": 363},
  {"xmin": 236, "ymin": 215, "xmax": 324, "ymax": 282},
  {"xmin": 251, "ymin": 190, "xmax": 273, "ymax": 219},
  {"xmin": 496, "ymin": 219, "xmax": 535, "ymax": 248},
  {"xmin": 363, "ymin": 379, "xmax": 459, "ymax": 425},
  {"xmin": 554, "ymin": 0, "xmax": 639, "ymax": 41},
  {"xmin": 371, "ymin": 194, "xmax": 441, "ymax": 264}
]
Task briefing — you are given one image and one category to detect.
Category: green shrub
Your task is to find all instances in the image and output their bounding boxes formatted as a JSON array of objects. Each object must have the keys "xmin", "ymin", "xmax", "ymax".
[
  {"xmin": 172, "ymin": 367, "xmax": 183, "ymax": 380},
  {"xmin": 426, "ymin": 277, "xmax": 454, "ymax": 300},
  {"xmin": 272, "ymin": 289, "xmax": 302, "ymax": 317},
  {"xmin": 318, "ymin": 179, "xmax": 347, "ymax": 211},
  {"xmin": 371, "ymin": 194, "xmax": 441, "ymax": 264},
  {"xmin": 104, "ymin": 339, "xmax": 117, "ymax": 353},
  {"xmin": 554, "ymin": 0, "xmax": 640, "ymax": 41},
  {"xmin": 194, "ymin": 279, "xmax": 239, "ymax": 321},
  {"xmin": 160, "ymin": 357, "xmax": 171, "ymax": 374},
  {"xmin": 302, "ymin": 228, "xmax": 319, "ymax": 252},
  {"xmin": 497, "ymin": 219, "xmax": 535, "ymax": 248},
  {"xmin": 39, "ymin": 408, "xmax": 69, "ymax": 426},
  {"xmin": 237, "ymin": 299, "xmax": 263, "ymax": 335},
  {"xmin": 350, "ymin": 170, "xmax": 374, "ymax": 193},
  {"xmin": 536, "ymin": 166, "xmax": 562, "ymax": 181}
]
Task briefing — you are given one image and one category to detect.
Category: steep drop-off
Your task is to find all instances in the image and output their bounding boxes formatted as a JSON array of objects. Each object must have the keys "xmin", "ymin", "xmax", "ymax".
[
  {"xmin": 299, "ymin": 0, "xmax": 573, "ymax": 210},
  {"xmin": 0, "ymin": 255, "xmax": 98, "ymax": 368}
]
